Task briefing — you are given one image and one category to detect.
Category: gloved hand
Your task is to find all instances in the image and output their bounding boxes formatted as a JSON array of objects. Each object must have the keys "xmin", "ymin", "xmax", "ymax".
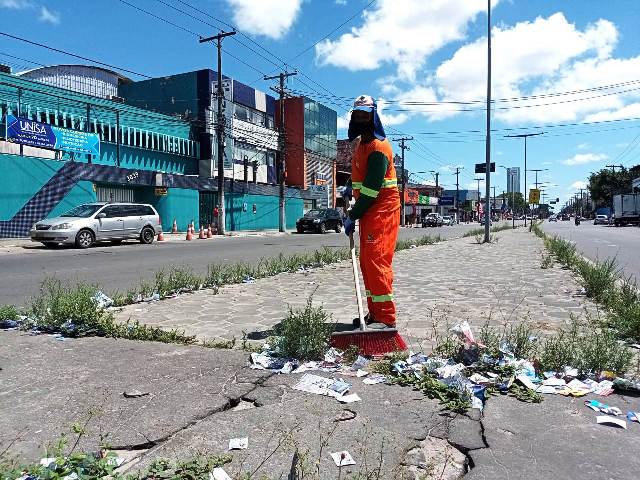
[
  {"xmin": 344, "ymin": 216, "xmax": 355, "ymax": 236},
  {"xmin": 343, "ymin": 185, "xmax": 353, "ymax": 199}
]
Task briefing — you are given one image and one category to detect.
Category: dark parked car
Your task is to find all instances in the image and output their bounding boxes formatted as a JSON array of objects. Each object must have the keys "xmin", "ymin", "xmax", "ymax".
[
  {"xmin": 422, "ymin": 213, "xmax": 443, "ymax": 227},
  {"xmin": 296, "ymin": 208, "xmax": 343, "ymax": 233}
]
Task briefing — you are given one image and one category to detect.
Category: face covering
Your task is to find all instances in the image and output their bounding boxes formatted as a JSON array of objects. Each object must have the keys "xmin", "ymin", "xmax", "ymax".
[{"xmin": 348, "ymin": 120, "xmax": 373, "ymax": 141}]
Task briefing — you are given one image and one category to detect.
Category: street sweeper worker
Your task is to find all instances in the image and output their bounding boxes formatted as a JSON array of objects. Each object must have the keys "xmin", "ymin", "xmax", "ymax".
[{"xmin": 343, "ymin": 94, "xmax": 400, "ymax": 329}]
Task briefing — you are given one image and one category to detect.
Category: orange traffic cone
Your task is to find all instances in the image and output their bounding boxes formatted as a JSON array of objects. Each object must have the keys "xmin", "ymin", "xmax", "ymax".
[
  {"xmin": 207, "ymin": 224, "xmax": 213, "ymax": 238},
  {"xmin": 198, "ymin": 225, "xmax": 206, "ymax": 239},
  {"xmin": 157, "ymin": 230, "xmax": 165, "ymax": 241},
  {"xmin": 171, "ymin": 219, "xmax": 178, "ymax": 234},
  {"xmin": 185, "ymin": 224, "xmax": 193, "ymax": 241}
]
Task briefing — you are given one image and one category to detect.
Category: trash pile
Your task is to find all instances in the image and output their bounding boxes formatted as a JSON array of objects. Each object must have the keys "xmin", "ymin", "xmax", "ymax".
[{"xmin": 249, "ymin": 321, "xmax": 640, "ymax": 423}]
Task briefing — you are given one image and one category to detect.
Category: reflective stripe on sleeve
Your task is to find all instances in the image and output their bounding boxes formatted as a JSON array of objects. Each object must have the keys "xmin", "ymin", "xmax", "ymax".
[{"xmin": 360, "ymin": 186, "xmax": 379, "ymax": 198}]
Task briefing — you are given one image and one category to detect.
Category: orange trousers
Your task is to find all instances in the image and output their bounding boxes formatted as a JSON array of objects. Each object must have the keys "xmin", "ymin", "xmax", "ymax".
[{"xmin": 358, "ymin": 207, "xmax": 400, "ymax": 326}]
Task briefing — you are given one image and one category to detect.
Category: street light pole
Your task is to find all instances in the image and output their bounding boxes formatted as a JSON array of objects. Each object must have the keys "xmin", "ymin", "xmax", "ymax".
[
  {"xmin": 505, "ymin": 132, "xmax": 544, "ymax": 226},
  {"xmin": 484, "ymin": 0, "xmax": 492, "ymax": 242}
]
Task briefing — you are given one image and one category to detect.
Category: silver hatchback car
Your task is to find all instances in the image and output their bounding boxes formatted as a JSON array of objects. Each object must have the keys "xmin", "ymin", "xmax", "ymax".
[{"xmin": 30, "ymin": 202, "xmax": 161, "ymax": 248}]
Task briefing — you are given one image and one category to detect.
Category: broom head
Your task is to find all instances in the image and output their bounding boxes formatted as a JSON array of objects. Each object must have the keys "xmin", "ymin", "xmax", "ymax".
[{"xmin": 330, "ymin": 328, "xmax": 408, "ymax": 357}]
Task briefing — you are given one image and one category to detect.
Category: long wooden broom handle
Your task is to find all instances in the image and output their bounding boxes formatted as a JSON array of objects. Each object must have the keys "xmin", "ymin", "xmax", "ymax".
[{"xmin": 350, "ymin": 232, "xmax": 366, "ymax": 332}]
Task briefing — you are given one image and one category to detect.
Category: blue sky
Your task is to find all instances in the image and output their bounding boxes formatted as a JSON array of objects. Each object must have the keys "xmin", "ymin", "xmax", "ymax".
[{"xmin": 2, "ymin": 0, "xmax": 640, "ymax": 207}]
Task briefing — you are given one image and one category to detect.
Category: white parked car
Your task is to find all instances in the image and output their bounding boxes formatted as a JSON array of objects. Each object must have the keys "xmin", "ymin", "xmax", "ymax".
[
  {"xmin": 30, "ymin": 202, "xmax": 161, "ymax": 248},
  {"xmin": 594, "ymin": 214, "xmax": 610, "ymax": 225},
  {"xmin": 441, "ymin": 215, "xmax": 454, "ymax": 226}
]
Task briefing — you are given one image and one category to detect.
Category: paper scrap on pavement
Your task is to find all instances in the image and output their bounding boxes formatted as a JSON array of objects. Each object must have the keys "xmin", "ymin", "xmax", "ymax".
[
  {"xmin": 292, "ymin": 374, "xmax": 351, "ymax": 398},
  {"xmin": 228, "ymin": 437, "xmax": 248, "ymax": 450},
  {"xmin": 469, "ymin": 373, "xmax": 491, "ymax": 385},
  {"xmin": 330, "ymin": 451, "xmax": 356, "ymax": 467},
  {"xmin": 516, "ymin": 374, "xmax": 537, "ymax": 390},
  {"xmin": 535, "ymin": 385, "xmax": 557, "ymax": 394},
  {"xmin": 363, "ymin": 374, "xmax": 386, "ymax": 385},
  {"xmin": 627, "ymin": 412, "xmax": 640, "ymax": 423},
  {"xmin": 596, "ymin": 416, "xmax": 627, "ymax": 429},
  {"xmin": 542, "ymin": 377, "xmax": 566, "ymax": 387},
  {"xmin": 352, "ymin": 355, "xmax": 368, "ymax": 370},
  {"xmin": 210, "ymin": 468, "xmax": 232, "ymax": 480},
  {"xmin": 337, "ymin": 393, "xmax": 361, "ymax": 404},
  {"xmin": 356, "ymin": 369, "xmax": 369, "ymax": 377}
]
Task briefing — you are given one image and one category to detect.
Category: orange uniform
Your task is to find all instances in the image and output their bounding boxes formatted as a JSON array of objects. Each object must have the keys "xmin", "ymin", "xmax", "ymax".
[{"xmin": 351, "ymin": 138, "xmax": 400, "ymax": 326}]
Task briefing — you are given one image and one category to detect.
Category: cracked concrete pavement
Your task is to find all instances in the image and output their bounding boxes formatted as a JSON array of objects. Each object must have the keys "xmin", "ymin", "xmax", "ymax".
[{"xmin": 3, "ymin": 228, "xmax": 640, "ymax": 478}]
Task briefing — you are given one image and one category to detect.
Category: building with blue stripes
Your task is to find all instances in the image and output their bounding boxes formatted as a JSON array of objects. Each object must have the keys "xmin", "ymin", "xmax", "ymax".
[{"xmin": 0, "ymin": 65, "xmax": 326, "ymax": 238}]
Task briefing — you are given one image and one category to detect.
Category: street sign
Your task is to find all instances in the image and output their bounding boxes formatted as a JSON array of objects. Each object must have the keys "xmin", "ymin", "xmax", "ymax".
[
  {"xmin": 475, "ymin": 162, "xmax": 495, "ymax": 174},
  {"xmin": 440, "ymin": 196, "xmax": 455, "ymax": 206},
  {"xmin": 154, "ymin": 187, "xmax": 168, "ymax": 196},
  {"xmin": 529, "ymin": 188, "xmax": 540, "ymax": 204}
]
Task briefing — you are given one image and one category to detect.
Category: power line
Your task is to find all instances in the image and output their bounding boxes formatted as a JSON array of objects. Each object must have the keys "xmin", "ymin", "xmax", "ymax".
[{"xmin": 0, "ymin": 31, "xmax": 152, "ymax": 78}]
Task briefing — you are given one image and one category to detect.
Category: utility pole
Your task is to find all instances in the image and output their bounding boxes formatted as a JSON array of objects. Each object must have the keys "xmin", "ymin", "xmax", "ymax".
[
  {"xmin": 429, "ymin": 170, "xmax": 440, "ymax": 215},
  {"xmin": 505, "ymin": 132, "xmax": 544, "ymax": 226},
  {"xmin": 200, "ymin": 30, "xmax": 236, "ymax": 235},
  {"xmin": 454, "ymin": 167, "xmax": 462, "ymax": 223},
  {"xmin": 483, "ymin": 0, "xmax": 492, "ymax": 242},
  {"xmin": 264, "ymin": 70, "xmax": 297, "ymax": 232},
  {"xmin": 475, "ymin": 178, "xmax": 483, "ymax": 222},
  {"xmin": 606, "ymin": 164, "xmax": 625, "ymax": 210},
  {"xmin": 393, "ymin": 137, "xmax": 412, "ymax": 226},
  {"xmin": 579, "ymin": 188, "xmax": 586, "ymax": 218}
]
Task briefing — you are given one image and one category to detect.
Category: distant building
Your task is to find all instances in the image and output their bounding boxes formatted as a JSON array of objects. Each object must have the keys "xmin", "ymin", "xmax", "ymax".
[
  {"xmin": 278, "ymin": 97, "xmax": 337, "ymax": 209},
  {"xmin": 18, "ymin": 64, "xmax": 131, "ymax": 99},
  {"xmin": 507, "ymin": 167, "xmax": 520, "ymax": 194}
]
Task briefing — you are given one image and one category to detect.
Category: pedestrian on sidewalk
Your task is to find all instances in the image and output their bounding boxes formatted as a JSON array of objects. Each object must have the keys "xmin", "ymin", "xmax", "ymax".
[{"xmin": 343, "ymin": 95, "xmax": 400, "ymax": 329}]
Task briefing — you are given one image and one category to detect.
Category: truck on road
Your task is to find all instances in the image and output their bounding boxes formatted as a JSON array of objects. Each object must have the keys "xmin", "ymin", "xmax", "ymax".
[{"xmin": 612, "ymin": 193, "xmax": 640, "ymax": 226}]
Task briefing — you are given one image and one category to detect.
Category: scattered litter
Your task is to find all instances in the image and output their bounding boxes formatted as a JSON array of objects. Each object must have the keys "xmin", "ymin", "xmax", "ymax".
[
  {"xmin": 92, "ymin": 291, "xmax": 113, "ymax": 309},
  {"xmin": 228, "ymin": 437, "xmax": 248, "ymax": 450},
  {"xmin": 336, "ymin": 393, "xmax": 361, "ymax": 404},
  {"xmin": 40, "ymin": 458, "xmax": 56, "ymax": 468},
  {"xmin": 329, "ymin": 379, "xmax": 351, "ymax": 397},
  {"xmin": 293, "ymin": 374, "xmax": 333, "ymax": 396},
  {"xmin": 542, "ymin": 377, "xmax": 566, "ymax": 387},
  {"xmin": 450, "ymin": 321, "xmax": 481, "ymax": 346},
  {"xmin": 469, "ymin": 373, "xmax": 491, "ymax": 385},
  {"xmin": 627, "ymin": 412, "xmax": 640, "ymax": 424},
  {"xmin": 123, "ymin": 389, "xmax": 149, "ymax": 398},
  {"xmin": 516, "ymin": 375, "xmax": 537, "ymax": 390},
  {"xmin": 596, "ymin": 416, "xmax": 627, "ymax": 429},
  {"xmin": 0, "ymin": 319, "xmax": 19, "ymax": 329},
  {"xmin": 629, "ymin": 344, "xmax": 640, "ymax": 350},
  {"xmin": 363, "ymin": 374, "xmax": 386, "ymax": 385},
  {"xmin": 355, "ymin": 369, "xmax": 369, "ymax": 378},
  {"xmin": 351, "ymin": 355, "xmax": 369, "ymax": 371},
  {"xmin": 210, "ymin": 467, "xmax": 232, "ymax": 480},
  {"xmin": 535, "ymin": 385, "xmax": 557, "ymax": 395},
  {"xmin": 242, "ymin": 276, "xmax": 255, "ymax": 284},
  {"xmin": 584, "ymin": 400, "xmax": 622, "ymax": 416},
  {"xmin": 330, "ymin": 451, "xmax": 356, "ymax": 467}
]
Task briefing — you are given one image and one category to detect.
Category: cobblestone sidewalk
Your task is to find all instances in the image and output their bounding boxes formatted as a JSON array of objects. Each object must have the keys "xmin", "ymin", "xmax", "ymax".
[{"xmin": 115, "ymin": 228, "xmax": 597, "ymax": 350}]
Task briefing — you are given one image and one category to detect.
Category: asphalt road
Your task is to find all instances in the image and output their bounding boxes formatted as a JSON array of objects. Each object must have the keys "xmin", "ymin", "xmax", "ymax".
[
  {"xmin": 0, "ymin": 222, "xmax": 488, "ymax": 307},
  {"xmin": 542, "ymin": 219, "xmax": 640, "ymax": 282}
]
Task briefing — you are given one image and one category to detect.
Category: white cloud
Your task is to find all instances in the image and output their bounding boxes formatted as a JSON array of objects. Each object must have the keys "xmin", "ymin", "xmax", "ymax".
[
  {"xmin": 335, "ymin": 0, "xmax": 347, "ymax": 5},
  {"xmin": 337, "ymin": 114, "xmax": 349, "ymax": 131},
  {"xmin": 315, "ymin": 0, "xmax": 499, "ymax": 81},
  {"xmin": 227, "ymin": 0, "xmax": 302, "ymax": 39},
  {"xmin": 562, "ymin": 152, "xmax": 608, "ymax": 166},
  {"xmin": 582, "ymin": 102, "xmax": 640, "ymax": 123},
  {"xmin": 0, "ymin": 0, "xmax": 31, "ymax": 8},
  {"xmin": 570, "ymin": 180, "xmax": 588, "ymax": 190},
  {"xmin": 576, "ymin": 143, "xmax": 590, "ymax": 150},
  {"xmin": 38, "ymin": 5, "xmax": 59, "ymax": 24},
  {"xmin": 433, "ymin": 13, "xmax": 640, "ymax": 125}
]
